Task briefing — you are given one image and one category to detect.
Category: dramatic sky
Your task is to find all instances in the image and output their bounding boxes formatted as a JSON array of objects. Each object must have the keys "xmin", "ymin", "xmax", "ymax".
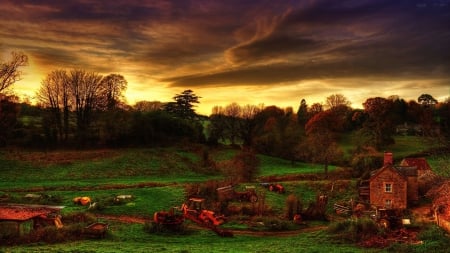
[{"xmin": 1, "ymin": 0, "xmax": 449, "ymax": 115}]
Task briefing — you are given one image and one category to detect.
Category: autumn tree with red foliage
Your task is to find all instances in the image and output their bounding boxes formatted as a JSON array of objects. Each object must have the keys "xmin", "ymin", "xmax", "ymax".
[{"xmin": 302, "ymin": 110, "xmax": 344, "ymax": 177}]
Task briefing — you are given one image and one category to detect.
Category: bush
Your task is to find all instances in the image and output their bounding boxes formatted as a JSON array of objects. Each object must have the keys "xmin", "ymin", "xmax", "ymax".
[
  {"xmin": 351, "ymin": 151, "xmax": 383, "ymax": 178},
  {"xmin": 285, "ymin": 194, "xmax": 302, "ymax": 220},
  {"xmin": 328, "ymin": 217, "xmax": 379, "ymax": 243}
]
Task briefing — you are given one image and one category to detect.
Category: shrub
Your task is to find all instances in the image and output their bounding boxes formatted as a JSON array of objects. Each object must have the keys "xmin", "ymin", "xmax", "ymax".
[
  {"xmin": 285, "ymin": 194, "xmax": 302, "ymax": 220},
  {"xmin": 328, "ymin": 217, "xmax": 379, "ymax": 243},
  {"xmin": 351, "ymin": 151, "xmax": 383, "ymax": 178}
]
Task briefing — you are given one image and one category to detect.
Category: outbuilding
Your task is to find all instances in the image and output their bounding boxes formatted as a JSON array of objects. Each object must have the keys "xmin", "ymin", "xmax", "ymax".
[{"xmin": 0, "ymin": 204, "xmax": 64, "ymax": 238}]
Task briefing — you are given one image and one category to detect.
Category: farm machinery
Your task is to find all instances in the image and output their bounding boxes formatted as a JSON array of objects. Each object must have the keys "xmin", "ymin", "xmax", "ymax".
[
  {"xmin": 333, "ymin": 200, "xmax": 407, "ymax": 230},
  {"xmin": 216, "ymin": 185, "xmax": 258, "ymax": 202},
  {"xmin": 153, "ymin": 198, "xmax": 233, "ymax": 237},
  {"xmin": 260, "ymin": 183, "xmax": 285, "ymax": 193}
]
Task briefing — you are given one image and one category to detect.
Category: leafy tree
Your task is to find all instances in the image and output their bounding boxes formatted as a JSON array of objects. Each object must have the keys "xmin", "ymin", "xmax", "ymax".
[
  {"xmin": 437, "ymin": 98, "xmax": 450, "ymax": 147},
  {"xmin": 418, "ymin": 94, "xmax": 438, "ymax": 108},
  {"xmin": 231, "ymin": 148, "xmax": 260, "ymax": 182},
  {"xmin": 100, "ymin": 74, "xmax": 127, "ymax": 110},
  {"xmin": 129, "ymin": 110, "xmax": 204, "ymax": 146},
  {"xmin": 133, "ymin": 100, "xmax": 164, "ymax": 112},
  {"xmin": 208, "ymin": 103, "xmax": 261, "ymax": 147},
  {"xmin": 416, "ymin": 94, "xmax": 439, "ymax": 137},
  {"xmin": 0, "ymin": 52, "xmax": 28, "ymax": 94},
  {"xmin": 303, "ymin": 110, "xmax": 344, "ymax": 177},
  {"xmin": 165, "ymin": 89, "xmax": 200, "ymax": 119},
  {"xmin": 389, "ymin": 96, "xmax": 409, "ymax": 125},
  {"xmin": 361, "ymin": 97, "xmax": 395, "ymax": 149},
  {"xmin": 253, "ymin": 106, "xmax": 287, "ymax": 155},
  {"xmin": 309, "ymin": 102, "xmax": 323, "ymax": 119}
]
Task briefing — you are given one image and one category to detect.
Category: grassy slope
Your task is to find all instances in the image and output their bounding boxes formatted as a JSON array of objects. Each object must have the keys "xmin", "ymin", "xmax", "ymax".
[
  {"xmin": 0, "ymin": 135, "xmax": 448, "ymax": 252},
  {"xmin": 3, "ymin": 228, "xmax": 378, "ymax": 253}
]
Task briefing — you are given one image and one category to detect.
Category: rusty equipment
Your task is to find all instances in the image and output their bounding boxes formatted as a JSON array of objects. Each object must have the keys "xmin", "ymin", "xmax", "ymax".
[
  {"xmin": 153, "ymin": 207, "xmax": 185, "ymax": 231},
  {"xmin": 83, "ymin": 222, "xmax": 109, "ymax": 238},
  {"xmin": 73, "ymin": 196, "xmax": 91, "ymax": 206},
  {"xmin": 373, "ymin": 208, "xmax": 404, "ymax": 230},
  {"xmin": 217, "ymin": 185, "xmax": 258, "ymax": 202},
  {"xmin": 153, "ymin": 198, "xmax": 233, "ymax": 237},
  {"xmin": 181, "ymin": 198, "xmax": 233, "ymax": 237},
  {"xmin": 260, "ymin": 183, "xmax": 285, "ymax": 193}
]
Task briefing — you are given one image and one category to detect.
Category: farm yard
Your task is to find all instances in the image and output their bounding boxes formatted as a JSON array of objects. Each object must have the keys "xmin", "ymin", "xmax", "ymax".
[{"xmin": 1, "ymin": 137, "xmax": 450, "ymax": 253}]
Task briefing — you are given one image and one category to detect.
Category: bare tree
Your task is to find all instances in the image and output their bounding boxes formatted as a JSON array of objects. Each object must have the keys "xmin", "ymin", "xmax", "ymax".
[
  {"xmin": 0, "ymin": 52, "xmax": 28, "ymax": 94},
  {"xmin": 36, "ymin": 70, "xmax": 70, "ymax": 142},
  {"xmin": 224, "ymin": 102, "xmax": 242, "ymax": 145},
  {"xmin": 240, "ymin": 104, "xmax": 262, "ymax": 147},
  {"xmin": 68, "ymin": 69, "xmax": 103, "ymax": 143},
  {"xmin": 325, "ymin": 94, "xmax": 351, "ymax": 110}
]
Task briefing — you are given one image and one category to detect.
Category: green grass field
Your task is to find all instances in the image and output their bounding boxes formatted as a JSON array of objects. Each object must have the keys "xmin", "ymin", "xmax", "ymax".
[{"xmin": 0, "ymin": 135, "xmax": 449, "ymax": 253}]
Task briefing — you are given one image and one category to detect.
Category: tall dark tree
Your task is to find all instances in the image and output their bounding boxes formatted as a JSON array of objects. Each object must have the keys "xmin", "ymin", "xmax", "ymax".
[
  {"xmin": 36, "ymin": 70, "xmax": 70, "ymax": 142},
  {"xmin": 437, "ymin": 98, "xmax": 450, "ymax": 147},
  {"xmin": 297, "ymin": 99, "xmax": 308, "ymax": 125},
  {"xmin": 0, "ymin": 52, "xmax": 27, "ymax": 146},
  {"xmin": 68, "ymin": 69, "xmax": 104, "ymax": 145},
  {"xmin": 165, "ymin": 89, "xmax": 200, "ymax": 119},
  {"xmin": 239, "ymin": 104, "xmax": 261, "ymax": 147},
  {"xmin": 0, "ymin": 94, "xmax": 20, "ymax": 146},
  {"xmin": 362, "ymin": 97, "xmax": 395, "ymax": 149},
  {"xmin": 417, "ymin": 94, "xmax": 439, "ymax": 137},
  {"xmin": 418, "ymin": 94, "xmax": 438, "ymax": 108},
  {"xmin": 100, "ymin": 74, "xmax": 127, "ymax": 110},
  {"xmin": 302, "ymin": 110, "xmax": 343, "ymax": 177}
]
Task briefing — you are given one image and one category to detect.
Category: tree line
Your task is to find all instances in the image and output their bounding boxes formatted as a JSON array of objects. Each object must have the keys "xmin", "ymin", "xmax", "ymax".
[{"xmin": 1, "ymin": 52, "xmax": 449, "ymax": 173}]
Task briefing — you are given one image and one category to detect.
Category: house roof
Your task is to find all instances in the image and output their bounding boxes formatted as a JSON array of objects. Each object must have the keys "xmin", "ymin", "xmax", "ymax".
[
  {"xmin": 396, "ymin": 166, "xmax": 418, "ymax": 177},
  {"xmin": 370, "ymin": 165, "xmax": 406, "ymax": 181},
  {"xmin": 369, "ymin": 165, "xmax": 417, "ymax": 181},
  {"xmin": 0, "ymin": 204, "xmax": 64, "ymax": 221},
  {"xmin": 400, "ymin": 158, "xmax": 431, "ymax": 171}
]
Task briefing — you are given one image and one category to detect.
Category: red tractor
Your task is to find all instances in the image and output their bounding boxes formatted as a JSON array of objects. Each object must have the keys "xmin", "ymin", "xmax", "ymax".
[
  {"xmin": 153, "ymin": 198, "xmax": 233, "ymax": 237},
  {"xmin": 153, "ymin": 207, "xmax": 185, "ymax": 231}
]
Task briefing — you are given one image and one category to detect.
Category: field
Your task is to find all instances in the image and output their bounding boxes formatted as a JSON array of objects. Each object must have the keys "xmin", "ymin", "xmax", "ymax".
[{"xmin": 1, "ymin": 136, "xmax": 449, "ymax": 253}]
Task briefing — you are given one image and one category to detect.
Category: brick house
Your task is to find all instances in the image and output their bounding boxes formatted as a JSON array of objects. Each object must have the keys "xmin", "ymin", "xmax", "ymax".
[
  {"xmin": 367, "ymin": 152, "xmax": 419, "ymax": 210},
  {"xmin": 399, "ymin": 157, "xmax": 432, "ymax": 177}
]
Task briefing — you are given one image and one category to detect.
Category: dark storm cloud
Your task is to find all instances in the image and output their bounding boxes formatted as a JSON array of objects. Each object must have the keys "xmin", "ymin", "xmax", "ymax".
[
  {"xmin": 1, "ymin": 0, "xmax": 448, "ymax": 109},
  {"xmin": 164, "ymin": 0, "xmax": 450, "ymax": 87}
]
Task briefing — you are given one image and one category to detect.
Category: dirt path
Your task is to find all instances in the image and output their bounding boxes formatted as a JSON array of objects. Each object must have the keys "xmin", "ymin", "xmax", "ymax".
[
  {"xmin": 96, "ymin": 214, "xmax": 149, "ymax": 224},
  {"xmin": 96, "ymin": 214, "xmax": 327, "ymax": 237}
]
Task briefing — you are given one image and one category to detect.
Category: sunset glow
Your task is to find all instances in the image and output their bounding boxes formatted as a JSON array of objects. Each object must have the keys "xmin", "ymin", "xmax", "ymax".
[{"xmin": 1, "ymin": 0, "xmax": 449, "ymax": 115}]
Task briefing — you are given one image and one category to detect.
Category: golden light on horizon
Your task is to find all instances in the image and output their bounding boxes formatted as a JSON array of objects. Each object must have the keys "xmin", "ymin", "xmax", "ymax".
[{"xmin": 2, "ymin": 1, "xmax": 448, "ymax": 114}]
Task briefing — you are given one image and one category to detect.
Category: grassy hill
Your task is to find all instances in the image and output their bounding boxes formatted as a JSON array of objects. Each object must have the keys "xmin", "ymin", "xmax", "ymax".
[{"xmin": 0, "ymin": 135, "xmax": 449, "ymax": 252}]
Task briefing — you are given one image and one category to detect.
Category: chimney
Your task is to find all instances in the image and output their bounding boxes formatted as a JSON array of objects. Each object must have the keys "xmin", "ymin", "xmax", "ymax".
[{"xmin": 384, "ymin": 152, "xmax": 393, "ymax": 166}]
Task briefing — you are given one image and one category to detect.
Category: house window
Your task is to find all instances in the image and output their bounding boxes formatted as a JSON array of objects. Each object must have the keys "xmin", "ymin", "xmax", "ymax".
[
  {"xmin": 385, "ymin": 199, "xmax": 392, "ymax": 208},
  {"xmin": 384, "ymin": 183, "xmax": 393, "ymax": 193}
]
